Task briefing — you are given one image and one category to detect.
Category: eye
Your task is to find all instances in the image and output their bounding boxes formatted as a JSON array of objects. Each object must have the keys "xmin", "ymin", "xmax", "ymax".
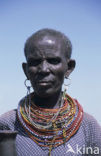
[
  {"xmin": 28, "ymin": 59, "xmax": 42, "ymax": 66},
  {"xmin": 47, "ymin": 58, "xmax": 61, "ymax": 65}
]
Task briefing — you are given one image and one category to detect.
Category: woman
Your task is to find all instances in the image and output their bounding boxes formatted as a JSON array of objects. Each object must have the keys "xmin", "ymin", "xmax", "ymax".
[{"xmin": 0, "ymin": 28, "xmax": 101, "ymax": 156}]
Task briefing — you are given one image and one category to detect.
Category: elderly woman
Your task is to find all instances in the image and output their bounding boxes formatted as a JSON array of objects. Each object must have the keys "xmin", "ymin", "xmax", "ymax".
[{"xmin": 0, "ymin": 29, "xmax": 101, "ymax": 156}]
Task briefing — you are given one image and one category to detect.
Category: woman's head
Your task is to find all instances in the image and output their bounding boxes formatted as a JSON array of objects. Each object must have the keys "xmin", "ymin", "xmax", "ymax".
[{"xmin": 23, "ymin": 28, "xmax": 76, "ymax": 97}]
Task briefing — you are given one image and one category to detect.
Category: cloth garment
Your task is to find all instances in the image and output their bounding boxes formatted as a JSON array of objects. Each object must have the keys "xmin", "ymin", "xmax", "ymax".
[{"xmin": 0, "ymin": 98, "xmax": 101, "ymax": 156}]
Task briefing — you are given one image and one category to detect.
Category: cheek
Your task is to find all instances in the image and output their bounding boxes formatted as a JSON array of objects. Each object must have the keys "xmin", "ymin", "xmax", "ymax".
[
  {"xmin": 53, "ymin": 65, "xmax": 66, "ymax": 84},
  {"xmin": 57, "ymin": 71, "xmax": 65, "ymax": 84},
  {"xmin": 27, "ymin": 67, "xmax": 37, "ymax": 80}
]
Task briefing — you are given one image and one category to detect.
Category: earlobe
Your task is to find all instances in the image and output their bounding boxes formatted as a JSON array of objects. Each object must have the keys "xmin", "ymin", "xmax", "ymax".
[
  {"xmin": 68, "ymin": 59, "xmax": 76, "ymax": 70},
  {"xmin": 65, "ymin": 59, "xmax": 76, "ymax": 78},
  {"xmin": 22, "ymin": 63, "xmax": 29, "ymax": 80}
]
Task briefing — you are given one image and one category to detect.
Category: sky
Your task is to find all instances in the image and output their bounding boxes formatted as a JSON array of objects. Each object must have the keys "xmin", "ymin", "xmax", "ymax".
[{"xmin": 0, "ymin": 0, "xmax": 101, "ymax": 124}]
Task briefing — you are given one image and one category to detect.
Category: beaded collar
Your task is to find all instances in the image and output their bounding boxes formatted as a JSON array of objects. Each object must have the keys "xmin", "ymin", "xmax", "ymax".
[{"xmin": 17, "ymin": 93, "xmax": 83, "ymax": 156}]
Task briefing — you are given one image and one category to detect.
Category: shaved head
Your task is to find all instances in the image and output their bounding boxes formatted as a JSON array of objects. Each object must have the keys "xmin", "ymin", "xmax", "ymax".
[{"xmin": 24, "ymin": 28, "xmax": 72, "ymax": 60}]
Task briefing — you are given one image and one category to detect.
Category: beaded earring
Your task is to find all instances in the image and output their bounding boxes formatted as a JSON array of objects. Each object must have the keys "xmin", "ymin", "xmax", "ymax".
[
  {"xmin": 24, "ymin": 79, "xmax": 32, "ymax": 117},
  {"xmin": 63, "ymin": 77, "xmax": 71, "ymax": 98}
]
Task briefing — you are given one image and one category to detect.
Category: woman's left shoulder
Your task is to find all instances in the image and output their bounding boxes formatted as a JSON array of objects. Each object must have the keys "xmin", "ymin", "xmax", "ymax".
[
  {"xmin": 83, "ymin": 112, "xmax": 101, "ymax": 129},
  {"xmin": 82, "ymin": 112, "xmax": 101, "ymax": 147}
]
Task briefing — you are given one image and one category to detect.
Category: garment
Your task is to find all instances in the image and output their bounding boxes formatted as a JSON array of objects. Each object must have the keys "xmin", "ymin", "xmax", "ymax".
[{"xmin": 0, "ymin": 98, "xmax": 101, "ymax": 156}]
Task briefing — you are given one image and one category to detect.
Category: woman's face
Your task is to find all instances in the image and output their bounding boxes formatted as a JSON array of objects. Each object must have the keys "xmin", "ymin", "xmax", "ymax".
[{"xmin": 24, "ymin": 36, "xmax": 71, "ymax": 97}]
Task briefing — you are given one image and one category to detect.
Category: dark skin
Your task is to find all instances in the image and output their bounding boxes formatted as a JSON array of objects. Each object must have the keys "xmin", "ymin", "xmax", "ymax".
[{"xmin": 23, "ymin": 35, "xmax": 75, "ymax": 109}]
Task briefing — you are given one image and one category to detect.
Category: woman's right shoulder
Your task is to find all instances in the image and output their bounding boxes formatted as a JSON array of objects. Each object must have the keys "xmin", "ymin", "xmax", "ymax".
[{"xmin": 0, "ymin": 109, "xmax": 17, "ymax": 130}]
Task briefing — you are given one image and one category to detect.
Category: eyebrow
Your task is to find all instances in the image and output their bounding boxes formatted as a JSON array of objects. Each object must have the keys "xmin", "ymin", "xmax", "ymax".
[
  {"xmin": 28, "ymin": 55, "xmax": 61, "ymax": 59},
  {"xmin": 27, "ymin": 57, "xmax": 42, "ymax": 62}
]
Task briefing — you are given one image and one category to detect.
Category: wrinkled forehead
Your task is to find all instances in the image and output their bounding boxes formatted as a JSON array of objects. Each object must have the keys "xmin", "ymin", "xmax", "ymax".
[{"xmin": 26, "ymin": 35, "xmax": 66, "ymax": 58}]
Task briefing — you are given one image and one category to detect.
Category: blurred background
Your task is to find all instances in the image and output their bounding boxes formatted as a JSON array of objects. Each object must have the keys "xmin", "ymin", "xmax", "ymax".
[{"xmin": 0, "ymin": 0, "xmax": 101, "ymax": 124}]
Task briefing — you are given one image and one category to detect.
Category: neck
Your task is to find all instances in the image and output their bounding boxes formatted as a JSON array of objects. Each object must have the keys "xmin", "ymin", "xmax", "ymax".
[{"xmin": 32, "ymin": 91, "xmax": 62, "ymax": 109}]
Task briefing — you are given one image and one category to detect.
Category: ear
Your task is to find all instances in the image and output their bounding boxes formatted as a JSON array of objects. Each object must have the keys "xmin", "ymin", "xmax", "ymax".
[
  {"xmin": 65, "ymin": 59, "xmax": 76, "ymax": 78},
  {"xmin": 22, "ymin": 62, "xmax": 29, "ymax": 80}
]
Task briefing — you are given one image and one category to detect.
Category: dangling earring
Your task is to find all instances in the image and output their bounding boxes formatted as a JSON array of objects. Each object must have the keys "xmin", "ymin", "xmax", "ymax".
[
  {"xmin": 24, "ymin": 79, "xmax": 32, "ymax": 95},
  {"xmin": 63, "ymin": 76, "xmax": 71, "ymax": 98},
  {"xmin": 24, "ymin": 79, "xmax": 32, "ymax": 117}
]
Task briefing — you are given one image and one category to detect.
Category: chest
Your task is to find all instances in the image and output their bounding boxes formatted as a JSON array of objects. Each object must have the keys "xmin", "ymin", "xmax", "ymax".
[{"xmin": 15, "ymin": 127, "xmax": 86, "ymax": 156}]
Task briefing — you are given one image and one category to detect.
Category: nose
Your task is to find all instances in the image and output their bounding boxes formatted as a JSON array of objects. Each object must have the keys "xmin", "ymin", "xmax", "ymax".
[{"xmin": 39, "ymin": 60, "xmax": 50, "ymax": 74}]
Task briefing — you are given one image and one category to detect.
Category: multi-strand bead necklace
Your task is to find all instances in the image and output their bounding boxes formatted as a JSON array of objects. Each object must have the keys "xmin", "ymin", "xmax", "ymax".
[{"xmin": 17, "ymin": 93, "xmax": 83, "ymax": 156}]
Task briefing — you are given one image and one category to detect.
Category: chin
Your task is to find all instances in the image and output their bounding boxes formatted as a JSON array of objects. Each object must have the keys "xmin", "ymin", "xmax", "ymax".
[
  {"xmin": 35, "ymin": 91, "xmax": 53, "ymax": 98},
  {"xmin": 34, "ymin": 87, "xmax": 61, "ymax": 98}
]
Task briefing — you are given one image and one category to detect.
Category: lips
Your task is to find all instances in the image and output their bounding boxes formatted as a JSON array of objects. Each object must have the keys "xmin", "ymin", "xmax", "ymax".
[{"xmin": 37, "ymin": 81, "xmax": 53, "ymax": 86}]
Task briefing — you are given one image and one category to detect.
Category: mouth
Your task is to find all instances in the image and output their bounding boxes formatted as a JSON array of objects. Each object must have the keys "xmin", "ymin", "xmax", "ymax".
[{"xmin": 37, "ymin": 81, "xmax": 52, "ymax": 86}]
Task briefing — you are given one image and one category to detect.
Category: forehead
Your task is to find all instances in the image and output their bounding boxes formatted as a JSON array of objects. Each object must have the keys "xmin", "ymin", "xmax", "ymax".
[{"xmin": 26, "ymin": 35, "xmax": 66, "ymax": 59}]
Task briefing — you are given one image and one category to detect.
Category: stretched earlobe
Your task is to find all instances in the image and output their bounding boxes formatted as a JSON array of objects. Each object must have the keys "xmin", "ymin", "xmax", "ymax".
[
  {"xmin": 22, "ymin": 63, "xmax": 29, "ymax": 80},
  {"xmin": 68, "ymin": 59, "xmax": 76, "ymax": 70},
  {"xmin": 65, "ymin": 59, "xmax": 76, "ymax": 78}
]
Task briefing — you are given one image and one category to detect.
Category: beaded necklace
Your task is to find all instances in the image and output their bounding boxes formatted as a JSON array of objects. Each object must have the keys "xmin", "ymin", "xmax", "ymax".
[{"xmin": 17, "ymin": 93, "xmax": 83, "ymax": 156}]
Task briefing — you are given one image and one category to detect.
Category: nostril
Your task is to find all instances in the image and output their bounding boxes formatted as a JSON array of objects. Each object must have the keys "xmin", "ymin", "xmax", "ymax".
[
  {"xmin": 38, "ymin": 72, "xmax": 50, "ymax": 80},
  {"xmin": 39, "ymin": 61, "xmax": 50, "ymax": 73},
  {"xmin": 39, "ymin": 69, "xmax": 50, "ymax": 74}
]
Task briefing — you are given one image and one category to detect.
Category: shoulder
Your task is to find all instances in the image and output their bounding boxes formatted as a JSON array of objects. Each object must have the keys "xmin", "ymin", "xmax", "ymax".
[
  {"xmin": 0, "ymin": 109, "xmax": 17, "ymax": 130},
  {"xmin": 74, "ymin": 98, "xmax": 101, "ymax": 136},
  {"xmin": 82, "ymin": 112, "xmax": 101, "ymax": 131},
  {"xmin": 81, "ymin": 112, "xmax": 101, "ymax": 148}
]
